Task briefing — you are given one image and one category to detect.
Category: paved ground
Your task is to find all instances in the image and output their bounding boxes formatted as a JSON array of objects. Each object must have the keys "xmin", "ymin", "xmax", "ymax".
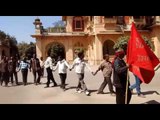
[{"xmin": 0, "ymin": 65, "xmax": 160, "ymax": 104}]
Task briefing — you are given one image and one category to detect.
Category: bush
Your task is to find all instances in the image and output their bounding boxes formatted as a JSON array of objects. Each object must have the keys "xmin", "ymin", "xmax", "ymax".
[{"xmin": 113, "ymin": 35, "xmax": 154, "ymax": 52}]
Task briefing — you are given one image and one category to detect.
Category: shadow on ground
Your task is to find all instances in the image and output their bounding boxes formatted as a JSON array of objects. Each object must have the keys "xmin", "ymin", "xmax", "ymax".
[
  {"xmin": 141, "ymin": 100, "xmax": 160, "ymax": 104},
  {"xmin": 142, "ymin": 91, "xmax": 160, "ymax": 95}
]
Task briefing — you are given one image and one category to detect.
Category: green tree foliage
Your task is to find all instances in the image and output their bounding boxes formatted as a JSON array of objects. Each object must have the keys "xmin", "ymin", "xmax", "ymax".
[
  {"xmin": 113, "ymin": 35, "xmax": 154, "ymax": 52},
  {"xmin": 0, "ymin": 30, "xmax": 18, "ymax": 56},
  {"xmin": 48, "ymin": 43, "xmax": 65, "ymax": 63},
  {"xmin": 18, "ymin": 42, "xmax": 36, "ymax": 59}
]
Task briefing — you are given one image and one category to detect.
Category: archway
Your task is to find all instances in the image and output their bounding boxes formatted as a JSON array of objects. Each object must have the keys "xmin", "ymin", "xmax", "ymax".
[
  {"xmin": 46, "ymin": 42, "xmax": 65, "ymax": 63},
  {"xmin": 103, "ymin": 40, "xmax": 115, "ymax": 56}
]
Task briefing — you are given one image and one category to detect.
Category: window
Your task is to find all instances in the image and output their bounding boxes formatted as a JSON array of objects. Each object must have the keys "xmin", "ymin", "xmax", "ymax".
[
  {"xmin": 75, "ymin": 20, "xmax": 81, "ymax": 29},
  {"xmin": 73, "ymin": 16, "xmax": 84, "ymax": 31}
]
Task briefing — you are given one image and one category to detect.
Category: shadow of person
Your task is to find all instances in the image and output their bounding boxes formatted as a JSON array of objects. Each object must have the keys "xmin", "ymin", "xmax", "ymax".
[
  {"xmin": 141, "ymin": 100, "xmax": 160, "ymax": 104},
  {"xmin": 88, "ymin": 89, "xmax": 98, "ymax": 93},
  {"xmin": 142, "ymin": 91, "xmax": 160, "ymax": 95},
  {"xmin": 65, "ymin": 86, "xmax": 77, "ymax": 90}
]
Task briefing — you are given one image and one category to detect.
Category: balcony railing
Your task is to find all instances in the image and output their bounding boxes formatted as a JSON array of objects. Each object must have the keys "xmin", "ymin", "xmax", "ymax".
[{"xmin": 47, "ymin": 27, "xmax": 66, "ymax": 33}]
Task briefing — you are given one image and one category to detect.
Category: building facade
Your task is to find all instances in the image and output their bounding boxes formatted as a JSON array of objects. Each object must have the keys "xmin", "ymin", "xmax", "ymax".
[{"xmin": 31, "ymin": 16, "xmax": 160, "ymax": 65}]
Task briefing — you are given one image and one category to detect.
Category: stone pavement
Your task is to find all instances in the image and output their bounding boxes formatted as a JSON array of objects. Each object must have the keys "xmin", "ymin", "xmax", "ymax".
[{"xmin": 0, "ymin": 65, "xmax": 160, "ymax": 104}]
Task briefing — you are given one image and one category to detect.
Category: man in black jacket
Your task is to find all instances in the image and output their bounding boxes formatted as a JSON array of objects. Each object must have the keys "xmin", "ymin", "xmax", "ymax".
[
  {"xmin": 113, "ymin": 49, "xmax": 132, "ymax": 104},
  {"xmin": 30, "ymin": 54, "xmax": 42, "ymax": 85}
]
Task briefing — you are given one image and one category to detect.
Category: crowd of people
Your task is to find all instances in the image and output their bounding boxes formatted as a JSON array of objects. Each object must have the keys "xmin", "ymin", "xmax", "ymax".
[{"xmin": 0, "ymin": 49, "xmax": 146, "ymax": 104}]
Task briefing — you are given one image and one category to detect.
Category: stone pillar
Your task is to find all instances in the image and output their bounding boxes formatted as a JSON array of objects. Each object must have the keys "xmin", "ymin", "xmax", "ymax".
[
  {"xmin": 94, "ymin": 16, "xmax": 100, "ymax": 24},
  {"xmin": 155, "ymin": 16, "xmax": 160, "ymax": 23},
  {"xmin": 35, "ymin": 38, "xmax": 42, "ymax": 59},
  {"xmin": 152, "ymin": 37, "xmax": 160, "ymax": 58},
  {"xmin": 66, "ymin": 39, "xmax": 74, "ymax": 63},
  {"xmin": 94, "ymin": 35, "xmax": 103, "ymax": 65}
]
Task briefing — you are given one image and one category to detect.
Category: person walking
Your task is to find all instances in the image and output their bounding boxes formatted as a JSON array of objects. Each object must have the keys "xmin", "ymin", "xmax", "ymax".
[
  {"xmin": 129, "ymin": 74, "xmax": 145, "ymax": 98},
  {"xmin": 93, "ymin": 54, "xmax": 115, "ymax": 95},
  {"xmin": 70, "ymin": 51, "xmax": 93, "ymax": 96},
  {"xmin": 17, "ymin": 57, "xmax": 30, "ymax": 86},
  {"xmin": 53, "ymin": 56, "xmax": 70, "ymax": 91},
  {"xmin": 44, "ymin": 54, "xmax": 57, "ymax": 88},
  {"xmin": 30, "ymin": 54, "xmax": 42, "ymax": 85},
  {"xmin": 113, "ymin": 49, "xmax": 132, "ymax": 104}
]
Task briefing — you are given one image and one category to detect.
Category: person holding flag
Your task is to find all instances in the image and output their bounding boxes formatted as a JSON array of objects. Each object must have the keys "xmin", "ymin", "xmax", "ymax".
[
  {"xmin": 113, "ymin": 48, "xmax": 132, "ymax": 104},
  {"xmin": 126, "ymin": 22, "xmax": 160, "ymax": 101}
]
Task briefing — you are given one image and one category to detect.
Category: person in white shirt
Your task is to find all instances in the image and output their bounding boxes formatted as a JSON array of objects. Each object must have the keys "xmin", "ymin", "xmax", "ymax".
[
  {"xmin": 44, "ymin": 55, "xmax": 57, "ymax": 88},
  {"xmin": 70, "ymin": 51, "xmax": 93, "ymax": 96},
  {"xmin": 39, "ymin": 57, "xmax": 44, "ymax": 77},
  {"xmin": 53, "ymin": 56, "xmax": 70, "ymax": 91}
]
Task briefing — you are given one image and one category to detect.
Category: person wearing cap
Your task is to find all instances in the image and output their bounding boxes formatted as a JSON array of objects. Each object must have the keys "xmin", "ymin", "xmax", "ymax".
[{"xmin": 112, "ymin": 49, "xmax": 132, "ymax": 104}]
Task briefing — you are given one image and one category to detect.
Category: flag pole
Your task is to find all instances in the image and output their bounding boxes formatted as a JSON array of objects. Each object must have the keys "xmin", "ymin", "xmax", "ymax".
[{"xmin": 125, "ymin": 68, "xmax": 129, "ymax": 104}]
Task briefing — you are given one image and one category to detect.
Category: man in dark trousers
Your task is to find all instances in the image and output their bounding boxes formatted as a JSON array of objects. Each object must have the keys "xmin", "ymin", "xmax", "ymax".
[
  {"xmin": 44, "ymin": 54, "xmax": 57, "ymax": 88},
  {"xmin": 8, "ymin": 56, "xmax": 19, "ymax": 85},
  {"xmin": 18, "ymin": 57, "xmax": 29, "ymax": 86},
  {"xmin": 113, "ymin": 49, "xmax": 132, "ymax": 104},
  {"xmin": 30, "ymin": 54, "xmax": 42, "ymax": 85},
  {"xmin": 93, "ymin": 54, "xmax": 115, "ymax": 95}
]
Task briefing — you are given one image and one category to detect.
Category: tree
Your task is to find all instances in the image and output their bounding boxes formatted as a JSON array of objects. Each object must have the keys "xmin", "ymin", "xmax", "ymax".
[
  {"xmin": 17, "ymin": 42, "xmax": 36, "ymax": 59},
  {"xmin": 48, "ymin": 43, "xmax": 65, "ymax": 63},
  {"xmin": 0, "ymin": 30, "xmax": 19, "ymax": 56},
  {"xmin": 113, "ymin": 35, "xmax": 154, "ymax": 53}
]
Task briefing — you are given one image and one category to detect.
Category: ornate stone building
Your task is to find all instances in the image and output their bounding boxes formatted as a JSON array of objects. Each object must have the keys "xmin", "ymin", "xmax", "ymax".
[{"xmin": 31, "ymin": 16, "xmax": 160, "ymax": 65}]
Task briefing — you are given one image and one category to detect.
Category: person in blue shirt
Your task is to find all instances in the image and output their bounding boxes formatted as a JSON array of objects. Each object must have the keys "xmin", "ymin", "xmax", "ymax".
[{"xmin": 17, "ymin": 57, "xmax": 30, "ymax": 86}]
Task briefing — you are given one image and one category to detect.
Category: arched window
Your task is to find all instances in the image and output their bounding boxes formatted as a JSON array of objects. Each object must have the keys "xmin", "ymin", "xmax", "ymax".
[
  {"xmin": 103, "ymin": 40, "xmax": 115, "ymax": 56},
  {"xmin": 72, "ymin": 16, "xmax": 84, "ymax": 31}
]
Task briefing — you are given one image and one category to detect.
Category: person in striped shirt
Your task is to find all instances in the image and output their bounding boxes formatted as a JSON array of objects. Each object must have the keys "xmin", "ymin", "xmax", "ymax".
[{"xmin": 17, "ymin": 57, "xmax": 30, "ymax": 86}]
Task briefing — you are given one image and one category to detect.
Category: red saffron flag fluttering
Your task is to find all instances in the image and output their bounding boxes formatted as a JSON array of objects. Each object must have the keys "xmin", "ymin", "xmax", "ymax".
[{"xmin": 126, "ymin": 22, "xmax": 160, "ymax": 84}]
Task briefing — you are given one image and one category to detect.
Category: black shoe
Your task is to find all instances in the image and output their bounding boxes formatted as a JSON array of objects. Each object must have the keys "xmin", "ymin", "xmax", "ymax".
[
  {"xmin": 44, "ymin": 86, "xmax": 49, "ymax": 88},
  {"xmin": 52, "ymin": 83, "xmax": 57, "ymax": 87}
]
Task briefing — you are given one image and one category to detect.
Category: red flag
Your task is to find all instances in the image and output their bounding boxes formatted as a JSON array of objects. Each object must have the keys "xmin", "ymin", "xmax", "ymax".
[{"xmin": 126, "ymin": 22, "xmax": 160, "ymax": 84}]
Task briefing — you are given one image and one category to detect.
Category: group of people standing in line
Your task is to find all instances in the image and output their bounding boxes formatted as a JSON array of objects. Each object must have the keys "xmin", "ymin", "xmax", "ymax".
[{"xmin": 0, "ymin": 49, "xmax": 145, "ymax": 104}]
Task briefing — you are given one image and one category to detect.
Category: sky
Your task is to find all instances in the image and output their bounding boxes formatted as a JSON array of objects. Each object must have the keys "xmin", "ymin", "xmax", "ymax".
[{"xmin": 0, "ymin": 16, "xmax": 61, "ymax": 43}]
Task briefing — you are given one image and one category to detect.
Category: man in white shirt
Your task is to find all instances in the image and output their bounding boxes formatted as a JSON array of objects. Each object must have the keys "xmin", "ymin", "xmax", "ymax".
[
  {"xmin": 44, "ymin": 55, "xmax": 57, "ymax": 88},
  {"xmin": 70, "ymin": 51, "xmax": 93, "ymax": 96},
  {"xmin": 53, "ymin": 56, "xmax": 70, "ymax": 91}
]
